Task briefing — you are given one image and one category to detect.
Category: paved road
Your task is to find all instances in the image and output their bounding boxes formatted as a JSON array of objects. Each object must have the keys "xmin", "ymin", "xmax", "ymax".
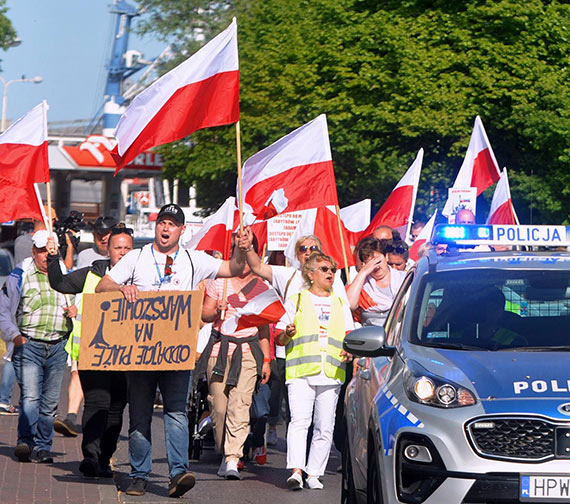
[{"xmin": 0, "ymin": 364, "xmax": 342, "ymax": 503}]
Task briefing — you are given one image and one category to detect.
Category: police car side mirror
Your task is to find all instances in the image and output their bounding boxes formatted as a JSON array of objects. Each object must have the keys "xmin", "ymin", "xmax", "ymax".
[{"xmin": 343, "ymin": 326, "xmax": 396, "ymax": 357}]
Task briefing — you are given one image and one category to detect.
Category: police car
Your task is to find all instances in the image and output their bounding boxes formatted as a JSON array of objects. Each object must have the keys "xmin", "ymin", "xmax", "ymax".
[{"xmin": 342, "ymin": 224, "xmax": 570, "ymax": 504}]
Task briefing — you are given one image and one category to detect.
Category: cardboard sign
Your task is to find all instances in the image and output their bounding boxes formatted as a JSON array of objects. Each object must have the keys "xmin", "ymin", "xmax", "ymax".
[
  {"xmin": 79, "ymin": 290, "xmax": 203, "ymax": 371},
  {"xmin": 447, "ymin": 187, "xmax": 477, "ymax": 223},
  {"xmin": 267, "ymin": 211, "xmax": 304, "ymax": 250}
]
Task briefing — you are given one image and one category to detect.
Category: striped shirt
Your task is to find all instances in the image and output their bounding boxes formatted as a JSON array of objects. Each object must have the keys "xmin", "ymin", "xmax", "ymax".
[{"xmin": 17, "ymin": 262, "xmax": 72, "ymax": 341}]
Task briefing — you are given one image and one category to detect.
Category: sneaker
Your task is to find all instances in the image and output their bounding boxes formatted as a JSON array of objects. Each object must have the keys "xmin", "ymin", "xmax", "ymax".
[
  {"xmin": 266, "ymin": 427, "xmax": 278, "ymax": 446},
  {"xmin": 35, "ymin": 450, "xmax": 54, "ymax": 464},
  {"xmin": 253, "ymin": 446, "xmax": 267, "ymax": 465},
  {"xmin": 53, "ymin": 417, "xmax": 80, "ymax": 437},
  {"xmin": 225, "ymin": 459, "xmax": 241, "ymax": 480},
  {"xmin": 125, "ymin": 478, "xmax": 147, "ymax": 496},
  {"xmin": 306, "ymin": 475, "xmax": 324, "ymax": 490},
  {"xmin": 79, "ymin": 458, "xmax": 99, "ymax": 477},
  {"xmin": 0, "ymin": 403, "xmax": 18, "ymax": 415},
  {"xmin": 198, "ymin": 415, "xmax": 212, "ymax": 435},
  {"xmin": 14, "ymin": 443, "xmax": 31, "ymax": 463},
  {"xmin": 217, "ymin": 458, "xmax": 227, "ymax": 478},
  {"xmin": 168, "ymin": 471, "xmax": 196, "ymax": 498},
  {"xmin": 287, "ymin": 471, "xmax": 303, "ymax": 490}
]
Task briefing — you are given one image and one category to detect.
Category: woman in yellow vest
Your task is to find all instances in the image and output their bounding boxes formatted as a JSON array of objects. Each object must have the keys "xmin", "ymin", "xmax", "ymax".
[{"xmin": 277, "ymin": 252, "xmax": 354, "ymax": 491}]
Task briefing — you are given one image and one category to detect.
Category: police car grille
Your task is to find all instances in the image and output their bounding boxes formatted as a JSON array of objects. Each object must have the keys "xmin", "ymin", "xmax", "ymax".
[{"xmin": 467, "ymin": 418, "xmax": 556, "ymax": 461}]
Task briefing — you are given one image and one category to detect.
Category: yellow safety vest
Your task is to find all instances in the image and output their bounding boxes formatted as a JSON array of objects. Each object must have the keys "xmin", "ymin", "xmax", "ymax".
[
  {"xmin": 65, "ymin": 271, "xmax": 102, "ymax": 361},
  {"xmin": 285, "ymin": 290, "xmax": 346, "ymax": 382}
]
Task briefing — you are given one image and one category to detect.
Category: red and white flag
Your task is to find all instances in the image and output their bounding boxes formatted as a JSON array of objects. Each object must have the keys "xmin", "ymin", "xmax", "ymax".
[
  {"xmin": 336, "ymin": 199, "xmax": 371, "ymax": 247},
  {"xmin": 221, "ymin": 288, "xmax": 286, "ymax": 334},
  {"xmin": 408, "ymin": 210, "xmax": 437, "ymax": 262},
  {"xmin": 443, "ymin": 116, "xmax": 501, "ymax": 216},
  {"xmin": 241, "ymin": 114, "xmax": 339, "ymax": 220},
  {"xmin": 112, "ymin": 18, "xmax": 239, "ymax": 172},
  {"xmin": 184, "ymin": 196, "xmax": 235, "ymax": 259},
  {"xmin": 0, "ymin": 101, "xmax": 49, "ymax": 223},
  {"xmin": 486, "ymin": 168, "xmax": 518, "ymax": 225},
  {"xmin": 284, "ymin": 207, "xmax": 355, "ymax": 270},
  {"xmin": 361, "ymin": 148, "xmax": 423, "ymax": 240}
]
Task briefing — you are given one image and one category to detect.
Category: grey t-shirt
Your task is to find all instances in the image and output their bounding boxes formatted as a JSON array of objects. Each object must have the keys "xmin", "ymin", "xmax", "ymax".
[
  {"xmin": 76, "ymin": 246, "xmax": 108, "ymax": 269},
  {"xmin": 13, "ymin": 233, "xmax": 33, "ymax": 264}
]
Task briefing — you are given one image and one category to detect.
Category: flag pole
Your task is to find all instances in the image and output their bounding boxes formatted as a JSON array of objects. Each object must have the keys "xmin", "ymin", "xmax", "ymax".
[
  {"xmin": 405, "ymin": 148, "xmax": 423, "ymax": 243},
  {"xmin": 335, "ymin": 205, "xmax": 351, "ymax": 283},
  {"xmin": 236, "ymin": 121, "xmax": 244, "ymax": 231},
  {"xmin": 46, "ymin": 182, "xmax": 53, "ymax": 235}
]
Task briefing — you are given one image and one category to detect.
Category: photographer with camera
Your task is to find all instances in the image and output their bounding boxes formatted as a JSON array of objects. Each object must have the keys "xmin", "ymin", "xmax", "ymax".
[
  {"xmin": 14, "ymin": 206, "xmax": 75, "ymax": 271},
  {"xmin": 76, "ymin": 216, "xmax": 118, "ymax": 269}
]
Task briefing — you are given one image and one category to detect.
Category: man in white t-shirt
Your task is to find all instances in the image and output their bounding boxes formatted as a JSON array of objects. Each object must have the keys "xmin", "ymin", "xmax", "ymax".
[{"xmin": 96, "ymin": 203, "xmax": 252, "ymax": 498}]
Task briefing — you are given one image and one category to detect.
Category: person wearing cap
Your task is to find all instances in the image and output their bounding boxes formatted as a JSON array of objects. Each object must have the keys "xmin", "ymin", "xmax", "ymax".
[
  {"xmin": 0, "ymin": 230, "xmax": 76, "ymax": 464},
  {"xmin": 95, "ymin": 203, "xmax": 253, "ymax": 498},
  {"xmin": 14, "ymin": 205, "xmax": 75, "ymax": 270},
  {"xmin": 76, "ymin": 216, "xmax": 119, "ymax": 269}
]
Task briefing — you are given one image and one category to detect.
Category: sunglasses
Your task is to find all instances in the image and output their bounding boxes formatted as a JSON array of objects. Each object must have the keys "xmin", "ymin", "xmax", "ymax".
[
  {"xmin": 385, "ymin": 244, "xmax": 407, "ymax": 254},
  {"xmin": 317, "ymin": 266, "xmax": 337, "ymax": 274},
  {"xmin": 164, "ymin": 255, "xmax": 174, "ymax": 277},
  {"xmin": 110, "ymin": 226, "xmax": 134, "ymax": 236},
  {"xmin": 299, "ymin": 245, "xmax": 320, "ymax": 253}
]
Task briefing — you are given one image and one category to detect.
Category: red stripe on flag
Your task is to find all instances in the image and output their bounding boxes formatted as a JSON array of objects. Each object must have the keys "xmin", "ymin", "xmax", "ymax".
[
  {"xmin": 244, "ymin": 160, "xmax": 338, "ymax": 219},
  {"xmin": 487, "ymin": 199, "xmax": 517, "ymax": 225},
  {"xmin": 113, "ymin": 70, "xmax": 239, "ymax": 171},
  {"xmin": 0, "ymin": 185, "xmax": 43, "ymax": 222},
  {"xmin": 315, "ymin": 208, "xmax": 355, "ymax": 269},
  {"xmin": 362, "ymin": 185, "xmax": 413, "ymax": 238},
  {"xmin": 235, "ymin": 300, "xmax": 286, "ymax": 332},
  {"xmin": 471, "ymin": 148, "xmax": 501, "ymax": 196},
  {"xmin": 0, "ymin": 142, "xmax": 49, "ymax": 184},
  {"xmin": 194, "ymin": 223, "xmax": 233, "ymax": 258}
]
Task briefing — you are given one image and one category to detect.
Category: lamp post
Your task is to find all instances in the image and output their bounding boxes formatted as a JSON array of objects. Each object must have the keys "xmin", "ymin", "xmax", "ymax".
[{"xmin": 0, "ymin": 75, "xmax": 43, "ymax": 132}]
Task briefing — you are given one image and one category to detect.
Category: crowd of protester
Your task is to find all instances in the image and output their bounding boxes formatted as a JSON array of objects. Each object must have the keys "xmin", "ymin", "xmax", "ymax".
[{"xmin": 0, "ymin": 201, "xmax": 450, "ymax": 497}]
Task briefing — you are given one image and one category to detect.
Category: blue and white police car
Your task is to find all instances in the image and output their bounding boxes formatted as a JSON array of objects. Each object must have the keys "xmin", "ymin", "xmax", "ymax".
[{"xmin": 342, "ymin": 224, "xmax": 570, "ymax": 504}]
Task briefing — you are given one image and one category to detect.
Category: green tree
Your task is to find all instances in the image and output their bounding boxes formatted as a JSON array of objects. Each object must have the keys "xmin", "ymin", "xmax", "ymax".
[
  {"xmin": 0, "ymin": 1, "xmax": 17, "ymax": 55},
  {"xmin": 139, "ymin": 0, "xmax": 570, "ymax": 224}
]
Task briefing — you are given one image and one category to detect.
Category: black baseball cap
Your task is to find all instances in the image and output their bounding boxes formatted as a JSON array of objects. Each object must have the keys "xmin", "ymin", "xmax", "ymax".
[
  {"xmin": 94, "ymin": 216, "xmax": 119, "ymax": 234},
  {"xmin": 157, "ymin": 204, "xmax": 185, "ymax": 225}
]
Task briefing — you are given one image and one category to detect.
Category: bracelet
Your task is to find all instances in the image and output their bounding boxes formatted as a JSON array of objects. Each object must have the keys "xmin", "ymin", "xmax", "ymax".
[
  {"xmin": 245, "ymin": 245, "xmax": 254, "ymax": 252},
  {"xmin": 263, "ymin": 358, "xmax": 271, "ymax": 363}
]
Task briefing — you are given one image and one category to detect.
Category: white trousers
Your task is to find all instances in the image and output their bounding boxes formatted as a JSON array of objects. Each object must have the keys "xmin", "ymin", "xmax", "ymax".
[{"xmin": 286, "ymin": 378, "xmax": 340, "ymax": 476}]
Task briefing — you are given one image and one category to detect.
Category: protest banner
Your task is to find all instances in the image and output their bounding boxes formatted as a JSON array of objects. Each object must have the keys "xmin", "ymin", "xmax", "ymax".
[
  {"xmin": 267, "ymin": 211, "xmax": 304, "ymax": 250},
  {"xmin": 79, "ymin": 290, "xmax": 203, "ymax": 371},
  {"xmin": 446, "ymin": 187, "xmax": 477, "ymax": 223}
]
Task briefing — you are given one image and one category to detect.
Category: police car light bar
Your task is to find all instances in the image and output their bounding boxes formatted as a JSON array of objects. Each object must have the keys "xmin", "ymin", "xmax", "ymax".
[{"xmin": 431, "ymin": 224, "xmax": 570, "ymax": 247}]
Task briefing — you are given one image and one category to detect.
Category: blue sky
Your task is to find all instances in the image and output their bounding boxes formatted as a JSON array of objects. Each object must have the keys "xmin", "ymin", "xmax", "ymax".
[{"xmin": 0, "ymin": 1, "xmax": 166, "ymax": 125}]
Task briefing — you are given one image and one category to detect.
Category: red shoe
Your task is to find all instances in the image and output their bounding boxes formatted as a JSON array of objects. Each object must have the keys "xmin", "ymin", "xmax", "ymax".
[
  {"xmin": 253, "ymin": 446, "xmax": 267, "ymax": 465},
  {"xmin": 237, "ymin": 459, "xmax": 245, "ymax": 470}
]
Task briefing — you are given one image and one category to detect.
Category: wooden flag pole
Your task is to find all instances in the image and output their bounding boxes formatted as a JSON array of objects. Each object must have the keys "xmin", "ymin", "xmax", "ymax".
[
  {"xmin": 46, "ymin": 182, "xmax": 53, "ymax": 235},
  {"xmin": 236, "ymin": 121, "xmax": 244, "ymax": 231},
  {"xmin": 335, "ymin": 204, "xmax": 351, "ymax": 283}
]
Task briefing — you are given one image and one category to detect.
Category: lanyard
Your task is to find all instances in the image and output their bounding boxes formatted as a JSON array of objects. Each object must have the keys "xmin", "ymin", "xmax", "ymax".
[{"xmin": 151, "ymin": 245, "xmax": 178, "ymax": 286}]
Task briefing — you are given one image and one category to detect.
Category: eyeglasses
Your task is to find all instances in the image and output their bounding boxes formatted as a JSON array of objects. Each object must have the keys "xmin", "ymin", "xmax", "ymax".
[
  {"xmin": 164, "ymin": 255, "xmax": 174, "ymax": 277},
  {"xmin": 317, "ymin": 266, "xmax": 337, "ymax": 274},
  {"xmin": 385, "ymin": 244, "xmax": 408, "ymax": 254},
  {"xmin": 299, "ymin": 245, "xmax": 320, "ymax": 253},
  {"xmin": 110, "ymin": 226, "xmax": 133, "ymax": 236}
]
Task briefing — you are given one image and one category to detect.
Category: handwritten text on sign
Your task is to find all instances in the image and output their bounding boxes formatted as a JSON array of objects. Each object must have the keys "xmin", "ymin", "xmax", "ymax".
[{"xmin": 79, "ymin": 290, "xmax": 203, "ymax": 371}]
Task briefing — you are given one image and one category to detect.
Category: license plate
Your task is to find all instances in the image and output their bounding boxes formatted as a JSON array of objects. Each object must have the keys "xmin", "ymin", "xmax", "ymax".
[{"xmin": 521, "ymin": 475, "xmax": 570, "ymax": 502}]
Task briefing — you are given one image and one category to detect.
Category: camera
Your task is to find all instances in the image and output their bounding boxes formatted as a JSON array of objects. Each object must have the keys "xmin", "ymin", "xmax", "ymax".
[{"xmin": 53, "ymin": 210, "xmax": 85, "ymax": 254}]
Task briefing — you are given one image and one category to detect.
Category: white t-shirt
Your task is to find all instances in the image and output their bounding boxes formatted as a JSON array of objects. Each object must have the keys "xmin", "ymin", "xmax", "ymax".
[
  {"xmin": 77, "ymin": 246, "xmax": 108, "ymax": 269},
  {"xmin": 271, "ymin": 265, "xmax": 348, "ymax": 359},
  {"xmin": 107, "ymin": 243, "xmax": 223, "ymax": 291},
  {"xmin": 278, "ymin": 291, "xmax": 354, "ymax": 386}
]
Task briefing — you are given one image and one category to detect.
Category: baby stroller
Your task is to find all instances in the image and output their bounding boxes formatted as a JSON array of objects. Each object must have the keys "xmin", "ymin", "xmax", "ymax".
[{"xmin": 187, "ymin": 375, "xmax": 210, "ymax": 460}]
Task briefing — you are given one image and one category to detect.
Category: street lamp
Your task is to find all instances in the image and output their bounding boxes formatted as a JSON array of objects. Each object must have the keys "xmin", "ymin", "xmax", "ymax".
[{"xmin": 0, "ymin": 75, "xmax": 43, "ymax": 132}]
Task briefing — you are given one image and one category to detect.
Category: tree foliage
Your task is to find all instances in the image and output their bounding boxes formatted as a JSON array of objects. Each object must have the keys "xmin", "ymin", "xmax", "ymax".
[
  {"xmin": 138, "ymin": 0, "xmax": 570, "ymax": 224},
  {"xmin": 0, "ymin": 1, "xmax": 17, "ymax": 63}
]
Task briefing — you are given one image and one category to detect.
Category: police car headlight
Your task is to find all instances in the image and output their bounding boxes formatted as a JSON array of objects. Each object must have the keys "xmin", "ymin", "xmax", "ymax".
[{"xmin": 404, "ymin": 363, "xmax": 476, "ymax": 408}]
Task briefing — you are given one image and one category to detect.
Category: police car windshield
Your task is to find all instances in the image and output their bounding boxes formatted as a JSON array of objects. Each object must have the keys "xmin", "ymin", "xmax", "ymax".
[{"xmin": 413, "ymin": 270, "xmax": 570, "ymax": 351}]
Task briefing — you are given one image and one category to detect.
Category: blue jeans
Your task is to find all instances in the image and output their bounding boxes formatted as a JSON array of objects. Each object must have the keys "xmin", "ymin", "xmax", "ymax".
[
  {"xmin": 12, "ymin": 339, "xmax": 68, "ymax": 452},
  {"xmin": 126, "ymin": 370, "xmax": 191, "ymax": 480},
  {"xmin": 0, "ymin": 359, "xmax": 16, "ymax": 404}
]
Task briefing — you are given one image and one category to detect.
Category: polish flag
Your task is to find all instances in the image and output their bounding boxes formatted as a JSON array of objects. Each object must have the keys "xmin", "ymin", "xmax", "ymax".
[
  {"xmin": 337, "ymin": 199, "xmax": 371, "ymax": 247},
  {"xmin": 408, "ymin": 211, "xmax": 437, "ymax": 262},
  {"xmin": 221, "ymin": 288, "xmax": 286, "ymax": 333},
  {"xmin": 0, "ymin": 101, "xmax": 49, "ymax": 223},
  {"xmin": 284, "ymin": 207, "xmax": 355, "ymax": 270},
  {"xmin": 486, "ymin": 168, "xmax": 518, "ymax": 225},
  {"xmin": 361, "ymin": 148, "xmax": 423, "ymax": 240},
  {"xmin": 112, "ymin": 19, "xmax": 239, "ymax": 172},
  {"xmin": 184, "ymin": 196, "xmax": 235, "ymax": 259},
  {"xmin": 241, "ymin": 114, "xmax": 339, "ymax": 219},
  {"xmin": 443, "ymin": 116, "xmax": 501, "ymax": 216},
  {"xmin": 231, "ymin": 211, "xmax": 269, "ymax": 256}
]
